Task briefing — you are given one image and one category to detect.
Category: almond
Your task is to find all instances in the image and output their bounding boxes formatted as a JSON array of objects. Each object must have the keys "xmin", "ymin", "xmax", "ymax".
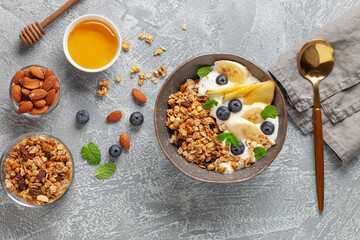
[
  {"xmin": 17, "ymin": 101, "xmax": 33, "ymax": 114},
  {"xmin": 24, "ymin": 71, "xmax": 32, "ymax": 78},
  {"xmin": 50, "ymin": 92, "xmax": 58, "ymax": 106},
  {"xmin": 44, "ymin": 69, "xmax": 53, "ymax": 79},
  {"xmin": 21, "ymin": 88, "xmax": 31, "ymax": 96},
  {"xmin": 45, "ymin": 89, "xmax": 56, "ymax": 105},
  {"xmin": 29, "ymin": 89, "xmax": 47, "ymax": 100},
  {"xmin": 106, "ymin": 111, "xmax": 122, "ymax": 122},
  {"xmin": 33, "ymin": 99, "xmax": 46, "ymax": 108},
  {"xmin": 19, "ymin": 77, "xmax": 30, "ymax": 86},
  {"xmin": 43, "ymin": 75, "xmax": 57, "ymax": 91},
  {"xmin": 23, "ymin": 79, "xmax": 41, "ymax": 89},
  {"xmin": 52, "ymin": 81, "xmax": 60, "ymax": 92},
  {"xmin": 29, "ymin": 66, "xmax": 44, "ymax": 79},
  {"xmin": 120, "ymin": 133, "xmax": 130, "ymax": 150},
  {"xmin": 39, "ymin": 80, "xmax": 44, "ymax": 89},
  {"xmin": 13, "ymin": 69, "xmax": 24, "ymax": 84},
  {"xmin": 29, "ymin": 105, "xmax": 49, "ymax": 115},
  {"xmin": 11, "ymin": 85, "xmax": 21, "ymax": 103},
  {"xmin": 132, "ymin": 88, "xmax": 147, "ymax": 103}
]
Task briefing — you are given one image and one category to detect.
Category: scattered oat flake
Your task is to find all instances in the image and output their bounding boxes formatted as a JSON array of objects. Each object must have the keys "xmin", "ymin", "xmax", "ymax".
[
  {"xmin": 146, "ymin": 73, "xmax": 153, "ymax": 79},
  {"xmin": 116, "ymin": 77, "xmax": 121, "ymax": 83},
  {"xmin": 151, "ymin": 78, "xmax": 159, "ymax": 84},
  {"xmin": 130, "ymin": 74, "xmax": 135, "ymax": 79},
  {"xmin": 153, "ymin": 49, "xmax": 163, "ymax": 56},
  {"xmin": 131, "ymin": 66, "xmax": 140, "ymax": 73},
  {"xmin": 160, "ymin": 46, "xmax": 167, "ymax": 51},
  {"xmin": 99, "ymin": 79, "xmax": 110, "ymax": 88},
  {"xmin": 182, "ymin": 24, "xmax": 187, "ymax": 30},
  {"xmin": 122, "ymin": 40, "xmax": 130, "ymax": 51},
  {"xmin": 138, "ymin": 33, "xmax": 145, "ymax": 40}
]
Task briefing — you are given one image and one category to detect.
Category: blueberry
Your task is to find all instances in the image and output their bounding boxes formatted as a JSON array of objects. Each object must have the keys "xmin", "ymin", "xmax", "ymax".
[
  {"xmin": 109, "ymin": 145, "xmax": 122, "ymax": 157},
  {"xmin": 216, "ymin": 74, "xmax": 228, "ymax": 85},
  {"xmin": 228, "ymin": 99, "xmax": 242, "ymax": 113},
  {"xmin": 130, "ymin": 112, "xmax": 144, "ymax": 126},
  {"xmin": 76, "ymin": 110, "xmax": 90, "ymax": 124},
  {"xmin": 216, "ymin": 106, "xmax": 231, "ymax": 121},
  {"xmin": 231, "ymin": 142, "xmax": 245, "ymax": 155},
  {"xmin": 260, "ymin": 121, "xmax": 275, "ymax": 135}
]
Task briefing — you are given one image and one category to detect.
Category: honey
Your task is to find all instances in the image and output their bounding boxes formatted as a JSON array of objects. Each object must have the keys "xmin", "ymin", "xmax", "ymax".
[{"xmin": 67, "ymin": 19, "xmax": 118, "ymax": 69}]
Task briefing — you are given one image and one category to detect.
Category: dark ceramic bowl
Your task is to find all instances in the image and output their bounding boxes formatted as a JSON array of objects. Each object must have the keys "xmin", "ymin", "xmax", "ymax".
[{"xmin": 154, "ymin": 53, "xmax": 287, "ymax": 183}]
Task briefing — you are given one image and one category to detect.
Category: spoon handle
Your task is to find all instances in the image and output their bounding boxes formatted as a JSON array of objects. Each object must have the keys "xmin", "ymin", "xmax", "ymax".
[{"xmin": 314, "ymin": 107, "xmax": 324, "ymax": 212}]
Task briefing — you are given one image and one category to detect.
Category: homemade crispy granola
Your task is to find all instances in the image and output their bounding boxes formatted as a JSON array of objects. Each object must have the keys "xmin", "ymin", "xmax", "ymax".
[
  {"xmin": 3, "ymin": 136, "xmax": 72, "ymax": 205},
  {"xmin": 122, "ymin": 40, "xmax": 130, "ymax": 51},
  {"xmin": 166, "ymin": 79, "xmax": 244, "ymax": 172}
]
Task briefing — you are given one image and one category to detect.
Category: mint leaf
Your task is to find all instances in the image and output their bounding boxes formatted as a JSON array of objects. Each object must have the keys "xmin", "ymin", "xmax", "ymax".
[
  {"xmin": 254, "ymin": 146, "xmax": 266, "ymax": 160},
  {"xmin": 95, "ymin": 163, "xmax": 117, "ymax": 180},
  {"xmin": 261, "ymin": 105, "xmax": 279, "ymax": 120},
  {"xmin": 197, "ymin": 66, "xmax": 213, "ymax": 78},
  {"xmin": 202, "ymin": 99, "xmax": 218, "ymax": 109},
  {"xmin": 81, "ymin": 142, "xmax": 101, "ymax": 165},
  {"xmin": 216, "ymin": 133, "xmax": 239, "ymax": 146},
  {"xmin": 216, "ymin": 132, "xmax": 230, "ymax": 141}
]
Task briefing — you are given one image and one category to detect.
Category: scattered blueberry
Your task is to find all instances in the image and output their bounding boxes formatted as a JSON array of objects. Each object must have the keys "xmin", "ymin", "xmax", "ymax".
[
  {"xmin": 216, "ymin": 106, "xmax": 231, "ymax": 121},
  {"xmin": 130, "ymin": 112, "xmax": 144, "ymax": 126},
  {"xmin": 231, "ymin": 142, "xmax": 245, "ymax": 155},
  {"xmin": 109, "ymin": 145, "xmax": 122, "ymax": 157},
  {"xmin": 228, "ymin": 99, "xmax": 242, "ymax": 113},
  {"xmin": 76, "ymin": 110, "xmax": 90, "ymax": 124},
  {"xmin": 216, "ymin": 74, "xmax": 228, "ymax": 85},
  {"xmin": 260, "ymin": 121, "xmax": 275, "ymax": 135}
]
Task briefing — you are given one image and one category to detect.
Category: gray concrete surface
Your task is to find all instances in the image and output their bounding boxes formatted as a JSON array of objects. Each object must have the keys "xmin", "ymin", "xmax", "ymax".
[{"xmin": 1, "ymin": 0, "xmax": 360, "ymax": 239}]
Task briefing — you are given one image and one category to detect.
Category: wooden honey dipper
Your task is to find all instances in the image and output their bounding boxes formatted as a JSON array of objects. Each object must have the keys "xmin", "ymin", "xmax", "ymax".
[{"xmin": 19, "ymin": 0, "xmax": 79, "ymax": 46}]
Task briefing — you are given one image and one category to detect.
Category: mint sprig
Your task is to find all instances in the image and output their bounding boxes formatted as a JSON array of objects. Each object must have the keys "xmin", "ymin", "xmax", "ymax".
[
  {"xmin": 81, "ymin": 142, "xmax": 101, "ymax": 165},
  {"xmin": 216, "ymin": 133, "xmax": 239, "ymax": 147},
  {"xmin": 95, "ymin": 163, "xmax": 117, "ymax": 180},
  {"xmin": 254, "ymin": 146, "xmax": 266, "ymax": 160},
  {"xmin": 261, "ymin": 105, "xmax": 279, "ymax": 120},
  {"xmin": 202, "ymin": 99, "xmax": 218, "ymax": 110},
  {"xmin": 197, "ymin": 66, "xmax": 213, "ymax": 78}
]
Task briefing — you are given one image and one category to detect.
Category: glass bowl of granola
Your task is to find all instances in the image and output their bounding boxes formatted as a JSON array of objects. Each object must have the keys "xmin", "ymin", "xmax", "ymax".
[
  {"xmin": 0, "ymin": 133, "xmax": 74, "ymax": 207},
  {"xmin": 154, "ymin": 53, "xmax": 288, "ymax": 183},
  {"xmin": 9, "ymin": 65, "xmax": 61, "ymax": 116}
]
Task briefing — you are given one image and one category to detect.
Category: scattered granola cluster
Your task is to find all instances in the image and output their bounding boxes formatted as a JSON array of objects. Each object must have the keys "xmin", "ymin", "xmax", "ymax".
[
  {"xmin": 166, "ymin": 79, "xmax": 244, "ymax": 172},
  {"xmin": 122, "ymin": 40, "xmax": 130, "ymax": 51},
  {"xmin": 130, "ymin": 65, "xmax": 167, "ymax": 86},
  {"xmin": 154, "ymin": 46, "xmax": 167, "ymax": 56},
  {"xmin": 3, "ymin": 135, "xmax": 72, "ymax": 205},
  {"xmin": 138, "ymin": 33, "xmax": 154, "ymax": 44},
  {"xmin": 97, "ymin": 79, "xmax": 110, "ymax": 96}
]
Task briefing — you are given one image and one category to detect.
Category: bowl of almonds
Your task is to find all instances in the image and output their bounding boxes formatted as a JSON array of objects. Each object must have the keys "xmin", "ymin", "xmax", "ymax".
[
  {"xmin": 9, "ymin": 65, "xmax": 61, "ymax": 116},
  {"xmin": 0, "ymin": 133, "xmax": 73, "ymax": 207}
]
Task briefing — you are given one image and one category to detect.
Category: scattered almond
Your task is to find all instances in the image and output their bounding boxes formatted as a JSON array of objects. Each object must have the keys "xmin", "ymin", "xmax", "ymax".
[
  {"xmin": 29, "ymin": 89, "xmax": 48, "ymax": 100},
  {"xmin": 29, "ymin": 66, "xmax": 44, "ymax": 79},
  {"xmin": 17, "ymin": 101, "xmax": 33, "ymax": 114},
  {"xmin": 33, "ymin": 99, "xmax": 46, "ymax": 108},
  {"xmin": 106, "ymin": 111, "xmax": 123, "ymax": 122},
  {"xmin": 43, "ymin": 75, "xmax": 57, "ymax": 91},
  {"xmin": 132, "ymin": 88, "xmax": 147, "ymax": 103},
  {"xmin": 29, "ymin": 105, "xmax": 49, "ymax": 115},
  {"xmin": 13, "ymin": 70, "xmax": 24, "ymax": 84},
  {"xmin": 23, "ymin": 79, "xmax": 41, "ymax": 89},
  {"xmin": 120, "ymin": 133, "xmax": 130, "ymax": 150},
  {"xmin": 11, "ymin": 85, "xmax": 22, "ymax": 103},
  {"xmin": 122, "ymin": 40, "xmax": 130, "ymax": 51}
]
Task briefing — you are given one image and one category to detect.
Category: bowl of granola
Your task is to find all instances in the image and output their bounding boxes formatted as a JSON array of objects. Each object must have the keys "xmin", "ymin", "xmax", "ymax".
[
  {"xmin": 154, "ymin": 53, "xmax": 287, "ymax": 183},
  {"xmin": 0, "ymin": 133, "xmax": 73, "ymax": 207}
]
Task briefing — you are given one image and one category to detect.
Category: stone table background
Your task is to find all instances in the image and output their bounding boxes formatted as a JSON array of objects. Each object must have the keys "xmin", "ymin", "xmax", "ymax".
[{"xmin": 1, "ymin": 0, "xmax": 360, "ymax": 239}]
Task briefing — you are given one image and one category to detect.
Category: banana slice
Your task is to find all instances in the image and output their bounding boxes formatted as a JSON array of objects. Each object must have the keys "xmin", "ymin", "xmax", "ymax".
[
  {"xmin": 240, "ymin": 102, "xmax": 267, "ymax": 124},
  {"xmin": 214, "ymin": 60, "xmax": 249, "ymax": 84},
  {"xmin": 223, "ymin": 82, "xmax": 266, "ymax": 101},
  {"xmin": 226, "ymin": 117, "xmax": 263, "ymax": 142},
  {"xmin": 206, "ymin": 82, "xmax": 257, "ymax": 95},
  {"xmin": 243, "ymin": 80, "xmax": 275, "ymax": 105}
]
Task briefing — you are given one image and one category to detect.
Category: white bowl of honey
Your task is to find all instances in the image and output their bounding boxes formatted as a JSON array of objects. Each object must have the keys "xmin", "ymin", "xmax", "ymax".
[{"xmin": 63, "ymin": 14, "xmax": 121, "ymax": 72}]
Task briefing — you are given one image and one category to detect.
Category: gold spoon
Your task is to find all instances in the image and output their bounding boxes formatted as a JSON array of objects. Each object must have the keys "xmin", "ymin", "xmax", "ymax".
[{"xmin": 297, "ymin": 39, "xmax": 335, "ymax": 213}]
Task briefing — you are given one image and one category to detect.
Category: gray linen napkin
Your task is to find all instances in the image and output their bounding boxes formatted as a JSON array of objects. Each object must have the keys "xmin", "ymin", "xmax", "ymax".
[{"xmin": 269, "ymin": 4, "xmax": 360, "ymax": 162}]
